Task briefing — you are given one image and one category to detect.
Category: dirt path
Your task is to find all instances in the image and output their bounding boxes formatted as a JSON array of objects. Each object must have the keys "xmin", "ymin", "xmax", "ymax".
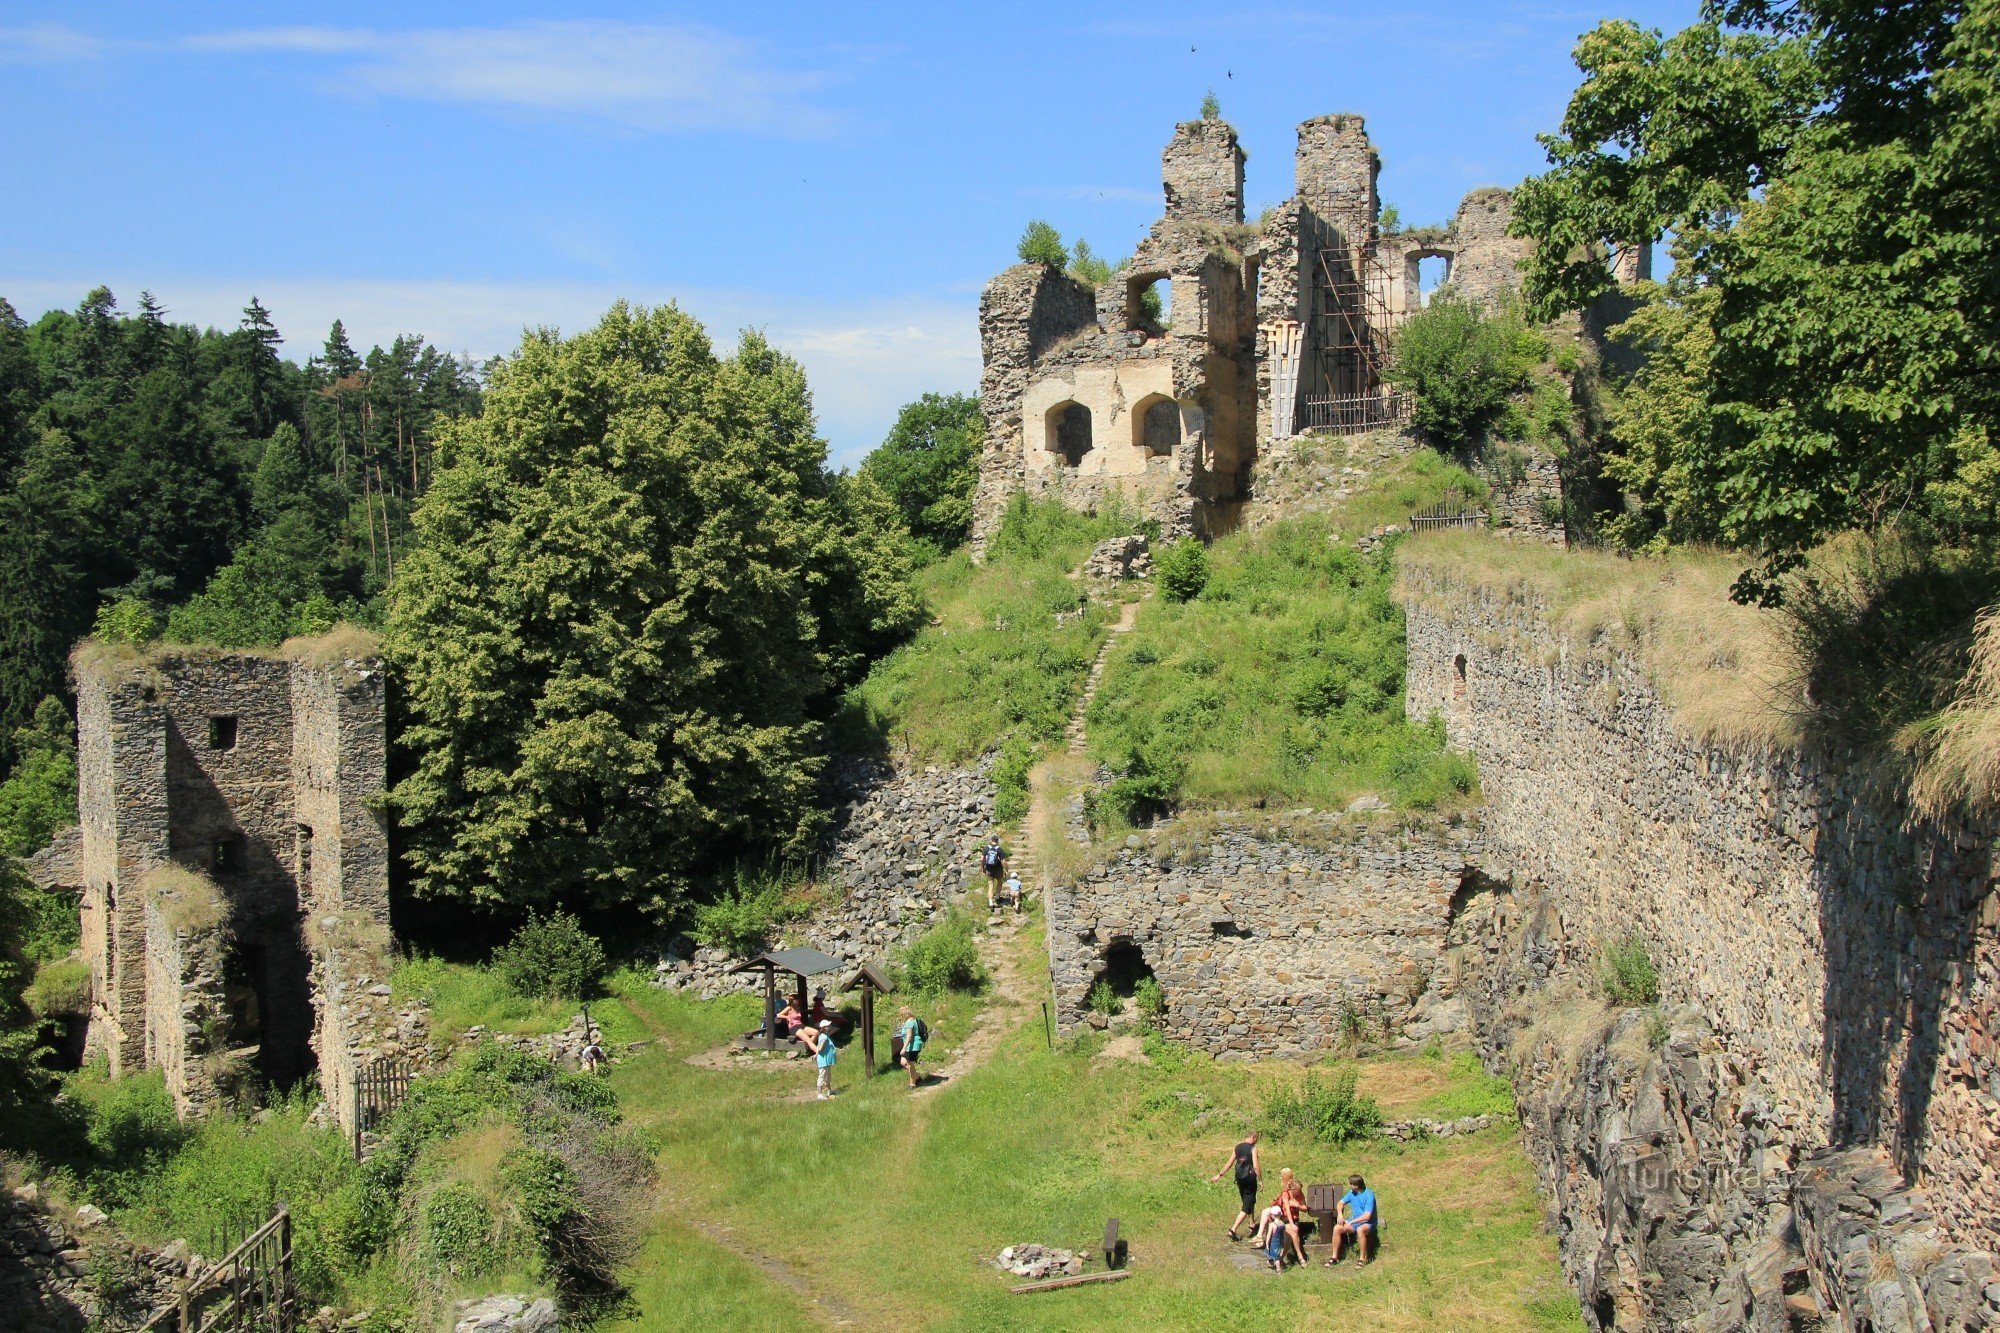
[
  {"xmin": 1064, "ymin": 597, "xmax": 1142, "ymax": 754},
  {"xmin": 676, "ymin": 1210, "xmax": 864, "ymax": 1329}
]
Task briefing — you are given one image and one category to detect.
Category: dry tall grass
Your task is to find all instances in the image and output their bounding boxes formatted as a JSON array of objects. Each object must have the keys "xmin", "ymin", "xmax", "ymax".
[
  {"xmin": 1912, "ymin": 607, "xmax": 2000, "ymax": 817},
  {"xmin": 1398, "ymin": 532, "xmax": 1802, "ymax": 745}
]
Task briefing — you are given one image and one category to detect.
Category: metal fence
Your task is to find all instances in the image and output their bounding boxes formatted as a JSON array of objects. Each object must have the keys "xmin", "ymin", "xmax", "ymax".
[
  {"xmin": 1299, "ymin": 391, "xmax": 1410, "ymax": 436},
  {"xmin": 142, "ymin": 1206, "xmax": 293, "ymax": 1333},
  {"xmin": 352, "ymin": 1055, "xmax": 414, "ymax": 1160}
]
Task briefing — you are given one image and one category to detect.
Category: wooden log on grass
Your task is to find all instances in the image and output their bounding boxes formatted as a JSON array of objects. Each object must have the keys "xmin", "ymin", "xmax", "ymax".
[{"xmin": 1009, "ymin": 1270, "xmax": 1132, "ymax": 1295}]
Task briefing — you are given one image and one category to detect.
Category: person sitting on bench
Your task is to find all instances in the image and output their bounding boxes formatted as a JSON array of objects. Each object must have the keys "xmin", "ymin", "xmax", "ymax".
[
  {"xmin": 1255, "ymin": 1169, "xmax": 1308, "ymax": 1270},
  {"xmin": 776, "ymin": 1000, "xmax": 805, "ymax": 1040},
  {"xmin": 1328, "ymin": 1174, "xmax": 1377, "ymax": 1265}
]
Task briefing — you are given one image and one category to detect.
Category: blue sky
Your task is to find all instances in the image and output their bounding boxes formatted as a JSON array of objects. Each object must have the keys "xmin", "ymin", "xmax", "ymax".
[{"xmin": 0, "ymin": 1, "xmax": 1698, "ymax": 466}]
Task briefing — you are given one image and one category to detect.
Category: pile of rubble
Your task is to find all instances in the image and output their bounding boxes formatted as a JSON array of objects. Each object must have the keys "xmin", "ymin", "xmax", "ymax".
[
  {"xmin": 992, "ymin": 1244, "xmax": 1086, "ymax": 1281},
  {"xmin": 452, "ymin": 1295, "xmax": 559, "ymax": 1332},
  {"xmin": 1379, "ymin": 1113, "xmax": 1503, "ymax": 1142},
  {"xmin": 1081, "ymin": 535, "xmax": 1152, "ymax": 581}
]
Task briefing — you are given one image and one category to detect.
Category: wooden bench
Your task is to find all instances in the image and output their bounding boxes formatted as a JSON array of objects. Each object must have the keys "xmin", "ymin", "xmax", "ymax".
[{"xmin": 1102, "ymin": 1217, "xmax": 1126, "ymax": 1270}]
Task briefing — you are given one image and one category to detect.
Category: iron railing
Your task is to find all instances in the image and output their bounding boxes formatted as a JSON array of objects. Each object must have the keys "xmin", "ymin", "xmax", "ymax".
[
  {"xmin": 1300, "ymin": 392, "xmax": 1411, "ymax": 435},
  {"xmin": 142, "ymin": 1205, "xmax": 293, "ymax": 1333}
]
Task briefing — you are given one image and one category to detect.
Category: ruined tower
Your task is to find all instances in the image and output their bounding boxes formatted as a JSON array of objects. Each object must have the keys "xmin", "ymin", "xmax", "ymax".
[
  {"xmin": 970, "ymin": 112, "xmax": 1545, "ymax": 552},
  {"xmin": 32, "ymin": 635, "xmax": 405, "ymax": 1125}
]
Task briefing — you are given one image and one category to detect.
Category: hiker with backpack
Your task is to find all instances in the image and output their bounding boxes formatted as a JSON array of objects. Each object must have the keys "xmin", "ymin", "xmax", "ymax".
[
  {"xmin": 895, "ymin": 1005, "xmax": 928, "ymax": 1088},
  {"xmin": 981, "ymin": 837, "xmax": 1008, "ymax": 910},
  {"xmin": 1210, "ymin": 1129, "xmax": 1262, "ymax": 1241}
]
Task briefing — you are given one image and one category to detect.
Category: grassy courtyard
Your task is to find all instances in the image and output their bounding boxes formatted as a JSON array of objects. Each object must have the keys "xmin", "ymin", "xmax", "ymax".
[{"xmin": 590, "ymin": 922, "xmax": 1579, "ymax": 1332}]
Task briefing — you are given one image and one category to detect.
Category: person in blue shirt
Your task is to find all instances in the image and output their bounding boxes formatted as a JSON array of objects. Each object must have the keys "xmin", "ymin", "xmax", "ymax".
[{"xmin": 1328, "ymin": 1174, "xmax": 1377, "ymax": 1265}]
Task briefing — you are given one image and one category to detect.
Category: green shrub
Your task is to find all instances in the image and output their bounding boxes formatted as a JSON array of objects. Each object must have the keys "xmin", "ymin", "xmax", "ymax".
[
  {"xmin": 1085, "ymin": 747, "xmax": 1183, "ymax": 830},
  {"xmin": 1200, "ymin": 89, "xmax": 1221, "ymax": 120},
  {"xmin": 1155, "ymin": 539, "xmax": 1210, "ymax": 602},
  {"xmin": 1086, "ymin": 980, "xmax": 1119, "ymax": 1016},
  {"xmin": 1133, "ymin": 976, "xmax": 1165, "ymax": 1019},
  {"xmin": 24, "ymin": 958, "xmax": 88, "ymax": 1017},
  {"xmin": 689, "ymin": 861, "xmax": 818, "ymax": 954},
  {"xmin": 1264, "ymin": 1066, "xmax": 1382, "ymax": 1144},
  {"xmin": 1017, "ymin": 220, "xmax": 1068, "ymax": 268},
  {"xmin": 1600, "ymin": 936, "xmax": 1661, "ymax": 1006},
  {"xmin": 1645, "ymin": 1009, "xmax": 1671, "ymax": 1049},
  {"xmin": 897, "ymin": 912, "xmax": 986, "ymax": 994},
  {"xmin": 421, "ymin": 1182, "xmax": 498, "ymax": 1275},
  {"xmin": 992, "ymin": 733, "xmax": 1036, "ymax": 825},
  {"xmin": 1387, "ymin": 294, "xmax": 1545, "ymax": 448},
  {"xmin": 92, "ymin": 597, "xmax": 159, "ymax": 645},
  {"xmin": 495, "ymin": 910, "xmax": 606, "ymax": 1001}
]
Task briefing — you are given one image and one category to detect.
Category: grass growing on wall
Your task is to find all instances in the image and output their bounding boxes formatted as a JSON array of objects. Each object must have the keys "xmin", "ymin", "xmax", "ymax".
[{"xmin": 1086, "ymin": 458, "xmax": 1484, "ymax": 817}]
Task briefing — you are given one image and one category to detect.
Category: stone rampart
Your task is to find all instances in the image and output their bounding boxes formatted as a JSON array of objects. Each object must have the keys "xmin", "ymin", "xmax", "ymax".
[
  {"xmin": 1044, "ymin": 813, "xmax": 1483, "ymax": 1056},
  {"xmin": 139, "ymin": 870, "xmax": 227, "ymax": 1121},
  {"xmin": 1402, "ymin": 557, "xmax": 2000, "ymax": 1327}
]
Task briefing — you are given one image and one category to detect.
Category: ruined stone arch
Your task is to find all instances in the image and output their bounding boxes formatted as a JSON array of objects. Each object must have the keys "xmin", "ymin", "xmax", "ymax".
[
  {"xmin": 1045, "ymin": 400, "xmax": 1094, "ymax": 468},
  {"xmin": 1132, "ymin": 393, "xmax": 1181, "ymax": 458},
  {"xmin": 1126, "ymin": 271, "xmax": 1171, "ymax": 336}
]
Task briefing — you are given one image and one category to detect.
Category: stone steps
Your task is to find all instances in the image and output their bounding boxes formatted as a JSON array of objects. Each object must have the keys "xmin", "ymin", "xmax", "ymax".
[{"xmin": 1065, "ymin": 599, "xmax": 1143, "ymax": 755}]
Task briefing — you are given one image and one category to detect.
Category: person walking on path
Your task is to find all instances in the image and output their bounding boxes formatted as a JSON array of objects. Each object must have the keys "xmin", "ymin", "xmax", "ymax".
[
  {"xmin": 1003, "ymin": 870, "xmax": 1024, "ymax": 914},
  {"xmin": 1328, "ymin": 1174, "xmax": 1377, "ymax": 1265},
  {"xmin": 1209, "ymin": 1130, "xmax": 1261, "ymax": 1241},
  {"xmin": 981, "ymin": 837, "xmax": 1006, "ymax": 910},
  {"xmin": 894, "ymin": 1005, "xmax": 926, "ymax": 1088},
  {"xmin": 802, "ymin": 1020, "xmax": 838, "ymax": 1099}
]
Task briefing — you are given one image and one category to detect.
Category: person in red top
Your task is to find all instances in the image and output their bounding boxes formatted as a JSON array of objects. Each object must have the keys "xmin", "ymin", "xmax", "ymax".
[{"xmin": 1254, "ymin": 1168, "xmax": 1308, "ymax": 1269}]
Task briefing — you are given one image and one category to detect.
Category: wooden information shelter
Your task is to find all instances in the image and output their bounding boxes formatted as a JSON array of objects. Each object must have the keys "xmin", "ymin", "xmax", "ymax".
[
  {"xmin": 840, "ymin": 963, "xmax": 896, "ymax": 1076},
  {"xmin": 728, "ymin": 946, "xmax": 845, "ymax": 1051}
]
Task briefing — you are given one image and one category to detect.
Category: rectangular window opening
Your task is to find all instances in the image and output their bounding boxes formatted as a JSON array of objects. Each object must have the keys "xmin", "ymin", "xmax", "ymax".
[{"xmin": 208, "ymin": 716, "xmax": 238, "ymax": 751}]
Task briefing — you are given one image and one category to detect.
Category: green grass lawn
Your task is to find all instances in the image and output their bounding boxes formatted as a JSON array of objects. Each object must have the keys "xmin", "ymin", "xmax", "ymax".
[{"xmin": 591, "ymin": 926, "xmax": 1580, "ymax": 1332}]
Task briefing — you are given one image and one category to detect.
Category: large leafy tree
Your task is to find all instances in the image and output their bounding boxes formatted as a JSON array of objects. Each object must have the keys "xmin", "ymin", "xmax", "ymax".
[
  {"xmin": 1514, "ymin": 1, "xmax": 2000, "ymax": 597},
  {"xmin": 859, "ymin": 391, "xmax": 984, "ymax": 554},
  {"xmin": 388, "ymin": 302, "xmax": 920, "ymax": 914}
]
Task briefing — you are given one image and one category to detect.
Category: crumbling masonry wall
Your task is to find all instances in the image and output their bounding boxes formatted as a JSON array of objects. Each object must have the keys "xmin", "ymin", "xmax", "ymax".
[
  {"xmin": 975, "ymin": 112, "xmax": 1549, "ymax": 552},
  {"xmin": 1402, "ymin": 562, "xmax": 2000, "ymax": 1328},
  {"xmin": 1044, "ymin": 814, "xmax": 1484, "ymax": 1056},
  {"xmin": 140, "ymin": 869, "xmax": 227, "ymax": 1121},
  {"xmin": 53, "ymin": 639, "xmax": 405, "ymax": 1131}
]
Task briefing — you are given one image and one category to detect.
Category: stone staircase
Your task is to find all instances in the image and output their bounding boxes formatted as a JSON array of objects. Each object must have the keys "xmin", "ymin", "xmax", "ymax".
[{"xmin": 1064, "ymin": 599, "xmax": 1142, "ymax": 755}]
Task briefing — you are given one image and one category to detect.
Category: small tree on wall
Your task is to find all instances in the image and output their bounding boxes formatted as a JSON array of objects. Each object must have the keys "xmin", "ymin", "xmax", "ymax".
[
  {"xmin": 1200, "ymin": 89, "xmax": 1221, "ymax": 121},
  {"xmin": 1017, "ymin": 220, "xmax": 1068, "ymax": 268}
]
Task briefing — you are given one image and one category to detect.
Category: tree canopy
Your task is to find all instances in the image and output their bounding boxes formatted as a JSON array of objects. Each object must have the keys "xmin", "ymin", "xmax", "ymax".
[
  {"xmin": 859, "ymin": 392, "xmax": 984, "ymax": 555},
  {"xmin": 387, "ymin": 302, "xmax": 922, "ymax": 915},
  {"xmin": 1513, "ymin": 0, "xmax": 2000, "ymax": 597}
]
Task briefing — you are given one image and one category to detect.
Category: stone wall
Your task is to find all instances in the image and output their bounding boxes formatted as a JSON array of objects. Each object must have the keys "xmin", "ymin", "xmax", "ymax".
[
  {"xmin": 655, "ymin": 757, "xmax": 999, "ymax": 995},
  {"xmin": 1295, "ymin": 114, "xmax": 1378, "ymax": 246},
  {"xmin": 1043, "ymin": 813, "xmax": 1483, "ymax": 1056},
  {"xmin": 0, "ymin": 1183, "xmax": 189, "ymax": 1332},
  {"xmin": 140, "ymin": 870, "xmax": 227, "ymax": 1120},
  {"xmin": 1402, "ymin": 559, "xmax": 2000, "ymax": 1327},
  {"xmin": 1443, "ymin": 188, "xmax": 1532, "ymax": 311},
  {"xmin": 56, "ymin": 637, "xmax": 402, "ymax": 1127},
  {"xmin": 1161, "ymin": 119, "xmax": 1245, "ymax": 226}
]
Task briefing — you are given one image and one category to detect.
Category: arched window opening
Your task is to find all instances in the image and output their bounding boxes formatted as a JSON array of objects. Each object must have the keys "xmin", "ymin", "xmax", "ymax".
[
  {"xmin": 1046, "ymin": 402, "xmax": 1093, "ymax": 467},
  {"xmin": 1127, "ymin": 275, "xmax": 1172, "ymax": 335},
  {"xmin": 1418, "ymin": 255, "xmax": 1451, "ymax": 305},
  {"xmin": 1135, "ymin": 396, "xmax": 1180, "ymax": 457},
  {"xmin": 1087, "ymin": 939, "xmax": 1159, "ymax": 1014}
]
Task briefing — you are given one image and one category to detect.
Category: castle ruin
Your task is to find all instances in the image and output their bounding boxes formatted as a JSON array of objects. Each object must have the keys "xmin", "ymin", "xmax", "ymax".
[
  {"xmin": 970, "ymin": 113, "xmax": 1543, "ymax": 550},
  {"xmin": 28, "ymin": 637, "xmax": 411, "ymax": 1129}
]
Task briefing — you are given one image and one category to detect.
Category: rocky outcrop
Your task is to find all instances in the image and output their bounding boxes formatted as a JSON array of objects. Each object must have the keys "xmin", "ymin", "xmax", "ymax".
[
  {"xmin": 653, "ymin": 757, "xmax": 997, "ymax": 995},
  {"xmin": 454, "ymin": 1295, "xmax": 559, "ymax": 1332}
]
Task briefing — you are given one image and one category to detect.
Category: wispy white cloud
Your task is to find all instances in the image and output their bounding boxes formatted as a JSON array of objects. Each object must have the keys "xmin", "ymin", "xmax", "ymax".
[
  {"xmin": 183, "ymin": 21, "xmax": 838, "ymax": 137},
  {"xmin": 0, "ymin": 21, "xmax": 836, "ymax": 136},
  {"xmin": 0, "ymin": 24, "xmax": 107, "ymax": 62},
  {"xmin": 0, "ymin": 277, "xmax": 978, "ymax": 467}
]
